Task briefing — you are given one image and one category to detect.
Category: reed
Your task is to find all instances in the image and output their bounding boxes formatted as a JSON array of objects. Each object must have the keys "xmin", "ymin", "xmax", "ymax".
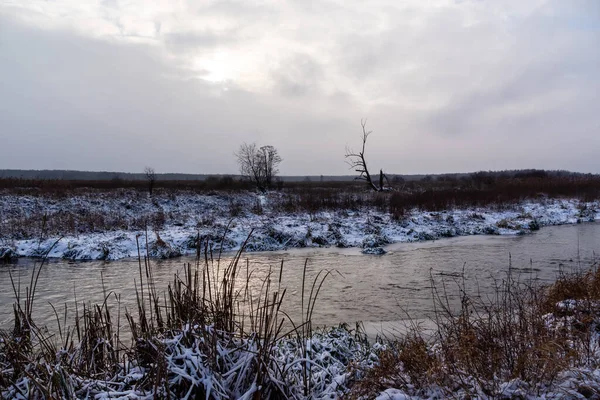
[
  {"xmin": 3, "ymin": 236, "xmax": 600, "ymax": 399},
  {"xmin": 347, "ymin": 261, "xmax": 600, "ymax": 398},
  {"xmin": 0, "ymin": 231, "xmax": 342, "ymax": 399}
]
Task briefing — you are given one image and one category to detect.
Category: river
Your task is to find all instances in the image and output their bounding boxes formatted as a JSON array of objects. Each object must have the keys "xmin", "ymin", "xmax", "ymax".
[{"xmin": 1, "ymin": 222, "xmax": 598, "ymax": 336}]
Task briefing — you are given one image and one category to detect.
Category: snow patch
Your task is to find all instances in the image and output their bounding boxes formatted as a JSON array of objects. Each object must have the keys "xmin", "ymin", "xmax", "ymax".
[{"xmin": 1, "ymin": 192, "xmax": 598, "ymax": 261}]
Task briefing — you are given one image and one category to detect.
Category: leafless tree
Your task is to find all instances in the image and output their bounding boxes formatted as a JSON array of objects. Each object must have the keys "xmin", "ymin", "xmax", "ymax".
[
  {"xmin": 258, "ymin": 145, "xmax": 282, "ymax": 188},
  {"xmin": 236, "ymin": 143, "xmax": 260, "ymax": 186},
  {"xmin": 345, "ymin": 119, "xmax": 389, "ymax": 191},
  {"xmin": 144, "ymin": 166, "xmax": 156, "ymax": 194},
  {"xmin": 235, "ymin": 143, "xmax": 282, "ymax": 190}
]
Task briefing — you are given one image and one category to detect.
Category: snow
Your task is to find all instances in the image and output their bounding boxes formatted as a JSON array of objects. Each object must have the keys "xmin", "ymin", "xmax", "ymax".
[
  {"xmin": 1, "ymin": 190, "xmax": 598, "ymax": 260},
  {"xmin": 376, "ymin": 388, "xmax": 411, "ymax": 400},
  {"xmin": 1, "ymin": 325, "xmax": 378, "ymax": 399},
  {"xmin": 6, "ymin": 317, "xmax": 600, "ymax": 399}
]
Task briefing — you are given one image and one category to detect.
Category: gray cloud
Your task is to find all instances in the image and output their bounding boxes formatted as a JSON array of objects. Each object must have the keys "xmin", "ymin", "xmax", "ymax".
[
  {"xmin": 0, "ymin": 13, "xmax": 360, "ymax": 174},
  {"xmin": 270, "ymin": 53, "xmax": 325, "ymax": 97},
  {"xmin": 0, "ymin": 1, "xmax": 599, "ymax": 175}
]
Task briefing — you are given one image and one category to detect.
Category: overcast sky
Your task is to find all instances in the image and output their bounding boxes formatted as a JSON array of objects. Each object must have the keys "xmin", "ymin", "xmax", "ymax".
[{"xmin": 1, "ymin": 1, "xmax": 599, "ymax": 175}]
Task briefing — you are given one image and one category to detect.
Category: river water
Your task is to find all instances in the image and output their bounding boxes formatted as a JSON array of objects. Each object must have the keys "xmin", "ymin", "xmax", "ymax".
[{"xmin": 1, "ymin": 222, "xmax": 599, "ymax": 336}]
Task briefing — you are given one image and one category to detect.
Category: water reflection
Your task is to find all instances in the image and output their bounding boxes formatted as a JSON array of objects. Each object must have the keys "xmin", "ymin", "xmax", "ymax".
[{"xmin": 1, "ymin": 222, "xmax": 598, "ymax": 333}]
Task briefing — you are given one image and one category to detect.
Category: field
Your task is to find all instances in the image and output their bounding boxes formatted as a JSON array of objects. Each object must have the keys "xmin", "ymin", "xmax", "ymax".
[{"xmin": 1, "ymin": 170, "xmax": 599, "ymax": 261}]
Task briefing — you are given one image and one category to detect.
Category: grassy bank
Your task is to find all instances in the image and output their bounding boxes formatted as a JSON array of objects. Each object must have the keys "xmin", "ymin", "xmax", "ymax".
[
  {"xmin": 2, "ymin": 241, "xmax": 600, "ymax": 398},
  {"xmin": 1, "ymin": 170, "xmax": 599, "ymax": 261}
]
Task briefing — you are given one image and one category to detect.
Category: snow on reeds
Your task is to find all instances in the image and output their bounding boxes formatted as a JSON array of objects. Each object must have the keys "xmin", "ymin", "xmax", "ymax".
[
  {"xmin": 0, "ymin": 238, "xmax": 375, "ymax": 399},
  {"xmin": 347, "ymin": 262, "xmax": 600, "ymax": 399},
  {"xmin": 3, "ymin": 239, "xmax": 600, "ymax": 399}
]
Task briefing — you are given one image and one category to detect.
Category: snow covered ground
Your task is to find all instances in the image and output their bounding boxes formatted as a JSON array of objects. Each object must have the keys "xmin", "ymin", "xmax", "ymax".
[
  {"xmin": 371, "ymin": 300, "xmax": 600, "ymax": 400},
  {"xmin": 5, "ymin": 310, "xmax": 600, "ymax": 399},
  {"xmin": 1, "ymin": 190, "xmax": 598, "ymax": 260}
]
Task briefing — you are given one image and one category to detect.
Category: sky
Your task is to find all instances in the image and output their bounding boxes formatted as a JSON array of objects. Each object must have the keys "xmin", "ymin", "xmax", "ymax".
[{"xmin": 1, "ymin": 0, "xmax": 599, "ymax": 175}]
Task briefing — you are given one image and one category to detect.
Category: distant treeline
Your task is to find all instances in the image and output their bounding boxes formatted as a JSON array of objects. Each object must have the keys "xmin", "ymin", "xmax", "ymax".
[
  {"xmin": 0, "ymin": 168, "xmax": 594, "ymax": 183},
  {"xmin": 0, "ymin": 169, "xmax": 362, "ymax": 182},
  {"xmin": 0, "ymin": 169, "xmax": 216, "ymax": 181}
]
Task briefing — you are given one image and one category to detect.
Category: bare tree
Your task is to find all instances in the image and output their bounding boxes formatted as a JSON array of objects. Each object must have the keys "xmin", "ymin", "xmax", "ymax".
[
  {"xmin": 345, "ymin": 119, "xmax": 389, "ymax": 191},
  {"xmin": 259, "ymin": 145, "xmax": 282, "ymax": 188},
  {"xmin": 236, "ymin": 143, "xmax": 261, "ymax": 187},
  {"xmin": 144, "ymin": 166, "xmax": 156, "ymax": 195},
  {"xmin": 235, "ymin": 143, "xmax": 282, "ymax": 190}
]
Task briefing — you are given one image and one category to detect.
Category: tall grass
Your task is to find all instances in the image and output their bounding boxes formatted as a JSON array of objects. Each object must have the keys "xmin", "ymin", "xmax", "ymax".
[
  {"xmin": 0, "ymin": 233, "xmax": 346, "ymax": 399},
  {"xmin": 348, "ymin": 261, "xmax": 600, "ymax": 398}
]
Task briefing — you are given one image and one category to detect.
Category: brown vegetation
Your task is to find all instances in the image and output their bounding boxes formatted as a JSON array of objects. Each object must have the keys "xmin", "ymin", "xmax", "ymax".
[
  {"xmin": 0, "ymin": 237, "xmax": 339, "ymax": 398},
  {"xmin": 2, "ymin": 238, "xmax": 600, "ymax": 398},
  {"xmin": 347, "ymin": 263, "xmax": 600, "ymax": 399},
  {"xmin": 0, "ymin": 170, "xmax": 598, "ymax": 251}
]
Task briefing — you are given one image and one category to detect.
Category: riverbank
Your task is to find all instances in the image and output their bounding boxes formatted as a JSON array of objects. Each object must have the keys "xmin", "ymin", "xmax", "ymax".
[
  {"xmin": 1, "ymin": 190, "xmax": 599, "ymax": 260},
  {"xmin": 2, "ymin": 248, "xmax": 600, "ymax": 399}
]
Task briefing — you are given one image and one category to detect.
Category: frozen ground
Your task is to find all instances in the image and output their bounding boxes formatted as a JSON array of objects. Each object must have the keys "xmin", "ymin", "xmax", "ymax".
[
  {"xmin": 5, "ymin": 308, "xmax": 600, "ymax": 399},
  {"xmin": 0, "ymin": 190, "xmax": 598, "ymax": 260}
]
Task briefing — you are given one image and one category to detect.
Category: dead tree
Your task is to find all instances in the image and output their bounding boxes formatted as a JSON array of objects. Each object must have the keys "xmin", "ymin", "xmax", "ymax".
[{"xmin": 345, "ymin": 119, "xmax": 389, "ymax": 191}]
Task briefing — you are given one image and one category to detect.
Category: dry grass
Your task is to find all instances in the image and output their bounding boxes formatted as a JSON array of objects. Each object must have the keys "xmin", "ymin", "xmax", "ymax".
[
  {"xmin": 346, "ymin": 262, "xmax": 600, "ymax": 399},
  {"xmin": 1, "ymin": 171, "xmax": 598, "ymax": 243},
  {"xmin": 543, "ymin": 266, "xmax": 600, "ymax": 312},
  {"xmin": 0, "ymin": 232, "xmax": 342, "ymax": 399}
]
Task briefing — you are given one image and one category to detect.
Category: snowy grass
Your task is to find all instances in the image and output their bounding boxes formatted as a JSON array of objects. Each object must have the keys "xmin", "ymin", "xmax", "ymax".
[
  {"xmin": 0, "ymin": 240, "xmax": 371, "ymax": 399},
  {"xmin": 347, "ymin": 262, "xmax": 600, "ymax": 399},
  {"xmin": 0, "ymin": 186, "xmax": 598, "ymax": 261},
  {"xmin": 3, "ymin": 240, "xmax": 600, "ymax": 399}
]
